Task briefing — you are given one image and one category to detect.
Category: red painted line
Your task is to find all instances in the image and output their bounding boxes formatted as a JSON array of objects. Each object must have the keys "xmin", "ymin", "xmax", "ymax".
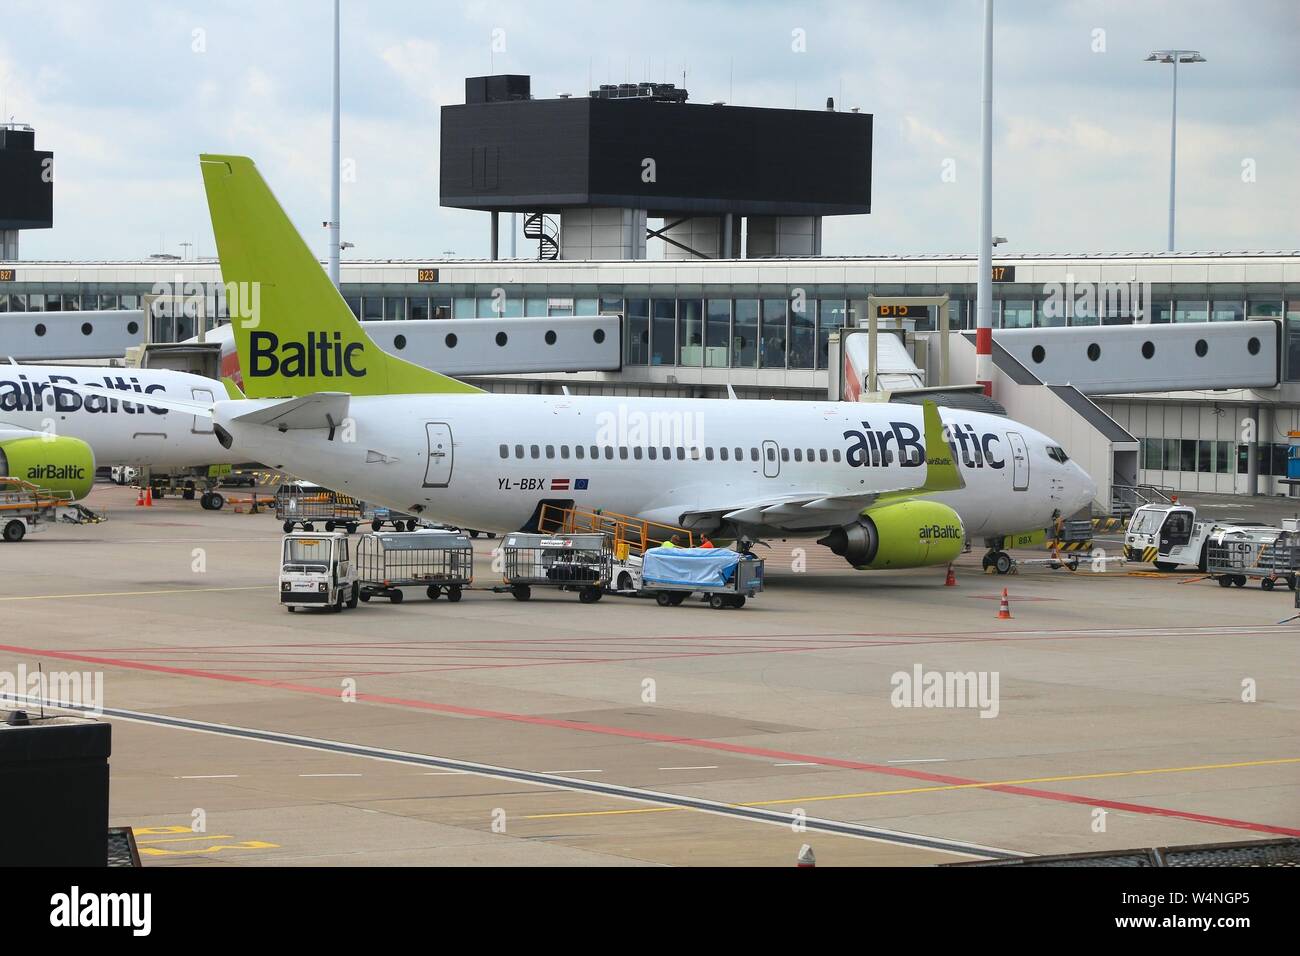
[
  {"xmin": 63, "ymin": 623, "xmax": 1284, "ymax": 654},
  {"xmin": 2, "ymin": 641, "xmax": 1296, "ymax": 839}
]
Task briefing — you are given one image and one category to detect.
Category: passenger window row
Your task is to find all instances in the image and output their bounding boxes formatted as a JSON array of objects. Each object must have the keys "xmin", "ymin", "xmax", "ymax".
[{"xmin": 497, "ymin": 444, "xmax": 845, "ymax": 463}]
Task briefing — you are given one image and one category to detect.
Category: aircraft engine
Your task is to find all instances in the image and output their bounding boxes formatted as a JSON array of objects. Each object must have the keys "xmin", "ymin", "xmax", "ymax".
[
  {"xmin": 818, "ymin": 499, "xmax": 964, "ymax": 570},
  {"xmin": 0, "ymin": 433, "xmax": 96, "ymax": 500}
]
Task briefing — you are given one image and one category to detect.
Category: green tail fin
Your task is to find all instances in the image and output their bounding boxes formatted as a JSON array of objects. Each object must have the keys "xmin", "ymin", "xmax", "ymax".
[{"xmin": 199, "ymin": 154, "xmax": 482, "ymax": 399}]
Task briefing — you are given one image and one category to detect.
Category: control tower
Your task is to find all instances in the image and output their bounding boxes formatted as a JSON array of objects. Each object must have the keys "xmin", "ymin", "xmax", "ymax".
[
  {"xmin": 440, "ymin": 75, "xmax": 871, "ymax": 260},
  {"xmin": 0, "ymin": 124, "xmax": 54, "ymax": 259}
]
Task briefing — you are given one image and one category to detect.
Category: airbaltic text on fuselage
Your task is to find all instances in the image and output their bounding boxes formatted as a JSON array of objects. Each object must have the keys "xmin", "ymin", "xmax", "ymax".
[
  {"xmin": 842, "ymin": 421, "xmax": 1005, "ymax": 469},
  {"xmin": 0, "ymin": 374, "xmax": 168, "ymax": 415},
  {"xmin": 249, "ymin": 331, "xmax": 366, "ymax": 378}
]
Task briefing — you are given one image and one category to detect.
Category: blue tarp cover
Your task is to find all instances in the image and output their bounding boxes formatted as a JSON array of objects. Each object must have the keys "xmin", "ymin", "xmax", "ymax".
[{"xmin": 642, "ymin": 547, "xmax": 740, "ymax": 587}]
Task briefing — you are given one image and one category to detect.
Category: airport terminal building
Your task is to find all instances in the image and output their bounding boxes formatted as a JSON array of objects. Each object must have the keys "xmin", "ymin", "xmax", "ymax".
[{"xmin": 3, "ymin": 251, "xmax": 1299, "ymax": 504}]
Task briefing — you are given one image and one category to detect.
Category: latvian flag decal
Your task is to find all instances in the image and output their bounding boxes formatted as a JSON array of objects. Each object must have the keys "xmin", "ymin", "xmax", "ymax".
[{"xmin": 550, "ymin": 478, "xmax": 589, "ymax": 491}]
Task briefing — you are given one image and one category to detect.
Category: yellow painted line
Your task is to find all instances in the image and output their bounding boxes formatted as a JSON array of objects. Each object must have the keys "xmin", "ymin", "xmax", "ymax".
[
  {"xmin": 137, "ymin": 834, "xmax": 234, "ymax": 845},
  {"xmin": 0, "ymin": 585, "xmax": 271, "ymax": 603},
  {"xmin": 138, "ymin": 840, "xmax": 279, "ymax": 856},
  {"xmin": 523, "ymin": 757, "xmax": 1300, "ymax": 820}
]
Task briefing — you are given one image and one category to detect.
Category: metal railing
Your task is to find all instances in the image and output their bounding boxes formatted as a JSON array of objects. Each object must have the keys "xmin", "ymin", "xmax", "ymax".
[
  {"xmin": 537, "ymin": 503, "xmax": 693, "ymax": 559},
  {"xmin": 1111, "ymin": 481, "xmax": 1175, "ymax": 515}
]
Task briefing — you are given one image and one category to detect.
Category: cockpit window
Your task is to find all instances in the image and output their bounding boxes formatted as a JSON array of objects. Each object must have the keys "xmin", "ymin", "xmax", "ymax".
[{"xmin": 1047, "ymin": 445, "xmax": 1070, "ymax": 463}]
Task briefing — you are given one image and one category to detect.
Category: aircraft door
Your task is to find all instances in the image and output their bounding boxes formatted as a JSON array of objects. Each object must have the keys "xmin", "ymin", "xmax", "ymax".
[
  {"xmin": 423, "ymin": 422, "xmax": 453, "ymax": 488},
  {"xmin": 1007, "ymin": 431, "xmax": 1029, "ymax": 491},
  {"xmin": 191, "ymin": 387, "xmax": 215, "ymax": 434},
  {"xmin": 762, "ymin": 440, "xmax": 780, "ymax": 478}
]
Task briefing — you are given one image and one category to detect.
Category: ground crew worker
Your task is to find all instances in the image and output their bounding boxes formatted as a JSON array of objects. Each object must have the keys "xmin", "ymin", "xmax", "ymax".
[
  {"xmin": 662, "ymin": 534, "xmax": 682, "ymax": 548},
  {"xmin": 699, "ymin": 536, "xmax": 715, "ymax": 549}
]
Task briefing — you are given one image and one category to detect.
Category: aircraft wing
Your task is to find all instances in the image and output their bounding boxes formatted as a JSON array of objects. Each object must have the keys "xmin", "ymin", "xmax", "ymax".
[
  {"xmin": 0, "ymin": 423, "xmax": 44, "ymax": 442},
  {"xmin": 682, "ymin": 489, "xmax": 912, "ymax": 531},
  {"xmin": 19, "ymin": 379, "xmax": 348, "ymax": 432}
]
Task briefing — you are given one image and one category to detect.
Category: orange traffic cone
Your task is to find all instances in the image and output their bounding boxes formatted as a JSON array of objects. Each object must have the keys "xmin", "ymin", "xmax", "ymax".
[
  {"xmin": 944, "ymin": 564, "xmax": 957, "ymax": 587},
  {"xmin": 144, "ymin": 487, "xmax": 153, "ymax": 507},
  {"xmin": 135, "ymin": 488, "xmax": 144, "ymax": 507},
  {"xmin": 996, "ymin": 588, "xmax": 1012, "ymax": 620}
]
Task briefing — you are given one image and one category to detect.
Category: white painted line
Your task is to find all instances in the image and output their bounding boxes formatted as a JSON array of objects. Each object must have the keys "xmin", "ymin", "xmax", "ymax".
[
  {"xmin": 659, "ymin": 766, "xmax": 720, "ymax": 771},
  {"xmin": 773, "ymin": 762, "xmax": 819, "ymax": 767},
  {"xmin": 176, "ymin": 774, "xmax": 240, "ymax": 779},
  {"xmin": 422, "ymin": 770, "xmax": 469, "ymax": 776},
  {"xmin": 298, "ymin": 772, "xmax": 363, "ymax": 777},
  {"xmin": 888, "ymin": 758, "xmax": 948, "ymax": 764},
  {"xmin": 540, "ymin": 769, "xmax": 604, "ymax": 775},
  {"xmin": 1, "ymin": 692, "xmax": 1022, "ymax": 860}
]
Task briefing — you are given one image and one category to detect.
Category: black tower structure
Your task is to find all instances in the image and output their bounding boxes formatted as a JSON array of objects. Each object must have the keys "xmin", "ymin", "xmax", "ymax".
[{"xmin": 441, "ymin": 75, "xmax": 871, "ymax": 260}]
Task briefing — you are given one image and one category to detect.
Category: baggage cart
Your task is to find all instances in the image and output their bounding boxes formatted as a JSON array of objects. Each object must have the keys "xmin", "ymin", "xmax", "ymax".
[
  {"xmin": 362, "ymin": 504, "xmax": 423, "ymax": 533},
  {"xmin": 641, "ymin": 546, "xmax": 764, "ymax": 609},
  {"xmin": 356, "ymin": 529, "xmax": 474, "ymax": 603},
  {"xmin": 275, "ymin": 482, "xmax": 364, "ymax": 533},
  {"xmin": 498, "ymin": 532, "xmax": 612, "ymax": 603},
  {"xmin": 1205, "ymin": 527, "xmax": 1300, "ymax": 590}
]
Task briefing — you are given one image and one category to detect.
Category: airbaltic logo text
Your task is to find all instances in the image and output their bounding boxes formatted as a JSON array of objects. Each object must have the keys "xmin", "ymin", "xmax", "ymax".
[
  {"xmin": 842, "ymin": 420, "xmax": 1004, "ymax": 469},
  {"xmin": 890, "ymin": 664, "xmax": 1000, "ymax": 718},
  {"xmin": 919, "ymin": 524, "xmax": 963, "ymax": 540},
  {"xmin": 50, "ymin": 886, "xmax": 150, "ymax": 936},
  {"xmin": 249, "ymin": 331, "xmax": 366, "ymax": 378},
  {"xmin": 27, "ymin": 464, "xmax": 87, "ymax": 482},
  {"xmin": 0, "ymin": 375, "xmax": 167, "ymax": 415}
]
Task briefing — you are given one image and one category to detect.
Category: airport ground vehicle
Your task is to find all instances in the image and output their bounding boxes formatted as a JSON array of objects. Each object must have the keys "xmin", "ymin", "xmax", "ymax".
[
  {"xmin": 366, "ymin": 506, "xmax": 423, "ymax": 533},
  {"xmin": 278, "ymin": 531, "xmax": 358, "ymax": 612},
  {"xmin": 641, "ymin": 546, "xmax": 764, "ymax": 609},
  {"xmin": 1124, "ymin": 502, "xmax": 1227, "ymax": 571},
  {"xmin": 275, "ymin": 482, "xmax": 422, "ymax": 533},
  {"xmin": 276, "ymin": 482, "xmax": 363, "ymax": 533},
  {"xmin": 0, "ymin": 477, "xmax": 101, "ymax": 542},
  {"xmin": 1204, "ymin": 524, "xmax": 1300, "ymax": 590},
  {"xmin": 218, "ymin": 471, "xmax": 257, "ymax": 488},
  {"xmin": 356, "ymin": 529, "xmax": 473, "ymax": 603},
  {"xmin": 535, "ymin": 502, "xmax": 693, "ymax": 593},
  {"xmin": 499, "ymin": 532, "xmax": 613, "ymax": 602}
]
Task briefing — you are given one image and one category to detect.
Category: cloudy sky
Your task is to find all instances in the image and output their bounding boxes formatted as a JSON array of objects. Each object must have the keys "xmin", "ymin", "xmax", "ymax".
[{"xmin": 1, "ymin": 0, "xmax": 1296, "ymax": 261}]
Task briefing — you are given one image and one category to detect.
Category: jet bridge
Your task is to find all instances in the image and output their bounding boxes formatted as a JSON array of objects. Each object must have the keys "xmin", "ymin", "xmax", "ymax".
[{"xmin": 1, "ymin": 312, "xmax": 623, "ymax": 376}]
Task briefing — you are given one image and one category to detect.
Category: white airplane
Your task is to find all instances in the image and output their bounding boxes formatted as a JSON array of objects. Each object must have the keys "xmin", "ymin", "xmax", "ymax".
[
  {"xmin": 63, "ymin": 154, "xmax": 1098, "ymax": 573},
  {"xmin": 0, "ymin": 361, "xmax": 245, "ymax": 507}
]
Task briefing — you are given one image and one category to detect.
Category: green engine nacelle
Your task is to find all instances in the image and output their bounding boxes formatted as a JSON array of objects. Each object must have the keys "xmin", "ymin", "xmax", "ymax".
[
  {"xmin": 819, "ymin": 499, "xmax": 965, "ymax": 570},
  {"xmin": 0, "ymin": 435, "xmax": 96, "ymax": 500}
]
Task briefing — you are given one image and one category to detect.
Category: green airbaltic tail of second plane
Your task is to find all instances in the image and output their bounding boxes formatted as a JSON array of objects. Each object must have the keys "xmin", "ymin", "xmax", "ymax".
[{"xmin": 198, "ymin": 154, "xmax": 482, "ymax": 400}]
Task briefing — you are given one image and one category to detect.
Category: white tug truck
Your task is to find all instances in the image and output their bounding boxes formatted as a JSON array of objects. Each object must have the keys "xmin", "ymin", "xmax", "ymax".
[
  {"xmin": 1123, "ymin": 502, "xmax": 1265, "ymax": 571},
  {"xmin": 279, "ymin": 531, "xmax": 359, "ymax": 612}
]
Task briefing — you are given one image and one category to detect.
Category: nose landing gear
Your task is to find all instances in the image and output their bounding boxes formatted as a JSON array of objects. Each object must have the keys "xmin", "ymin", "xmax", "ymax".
[{"xmin": 982, "ymin": 550, "xmax": 1013, "ymax": 575}]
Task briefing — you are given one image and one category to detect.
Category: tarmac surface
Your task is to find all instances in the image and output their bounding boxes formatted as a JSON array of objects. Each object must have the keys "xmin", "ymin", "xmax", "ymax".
[{"xmin": 1, "ymin": 483, "xmax": 1296, "ymax": 866}]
